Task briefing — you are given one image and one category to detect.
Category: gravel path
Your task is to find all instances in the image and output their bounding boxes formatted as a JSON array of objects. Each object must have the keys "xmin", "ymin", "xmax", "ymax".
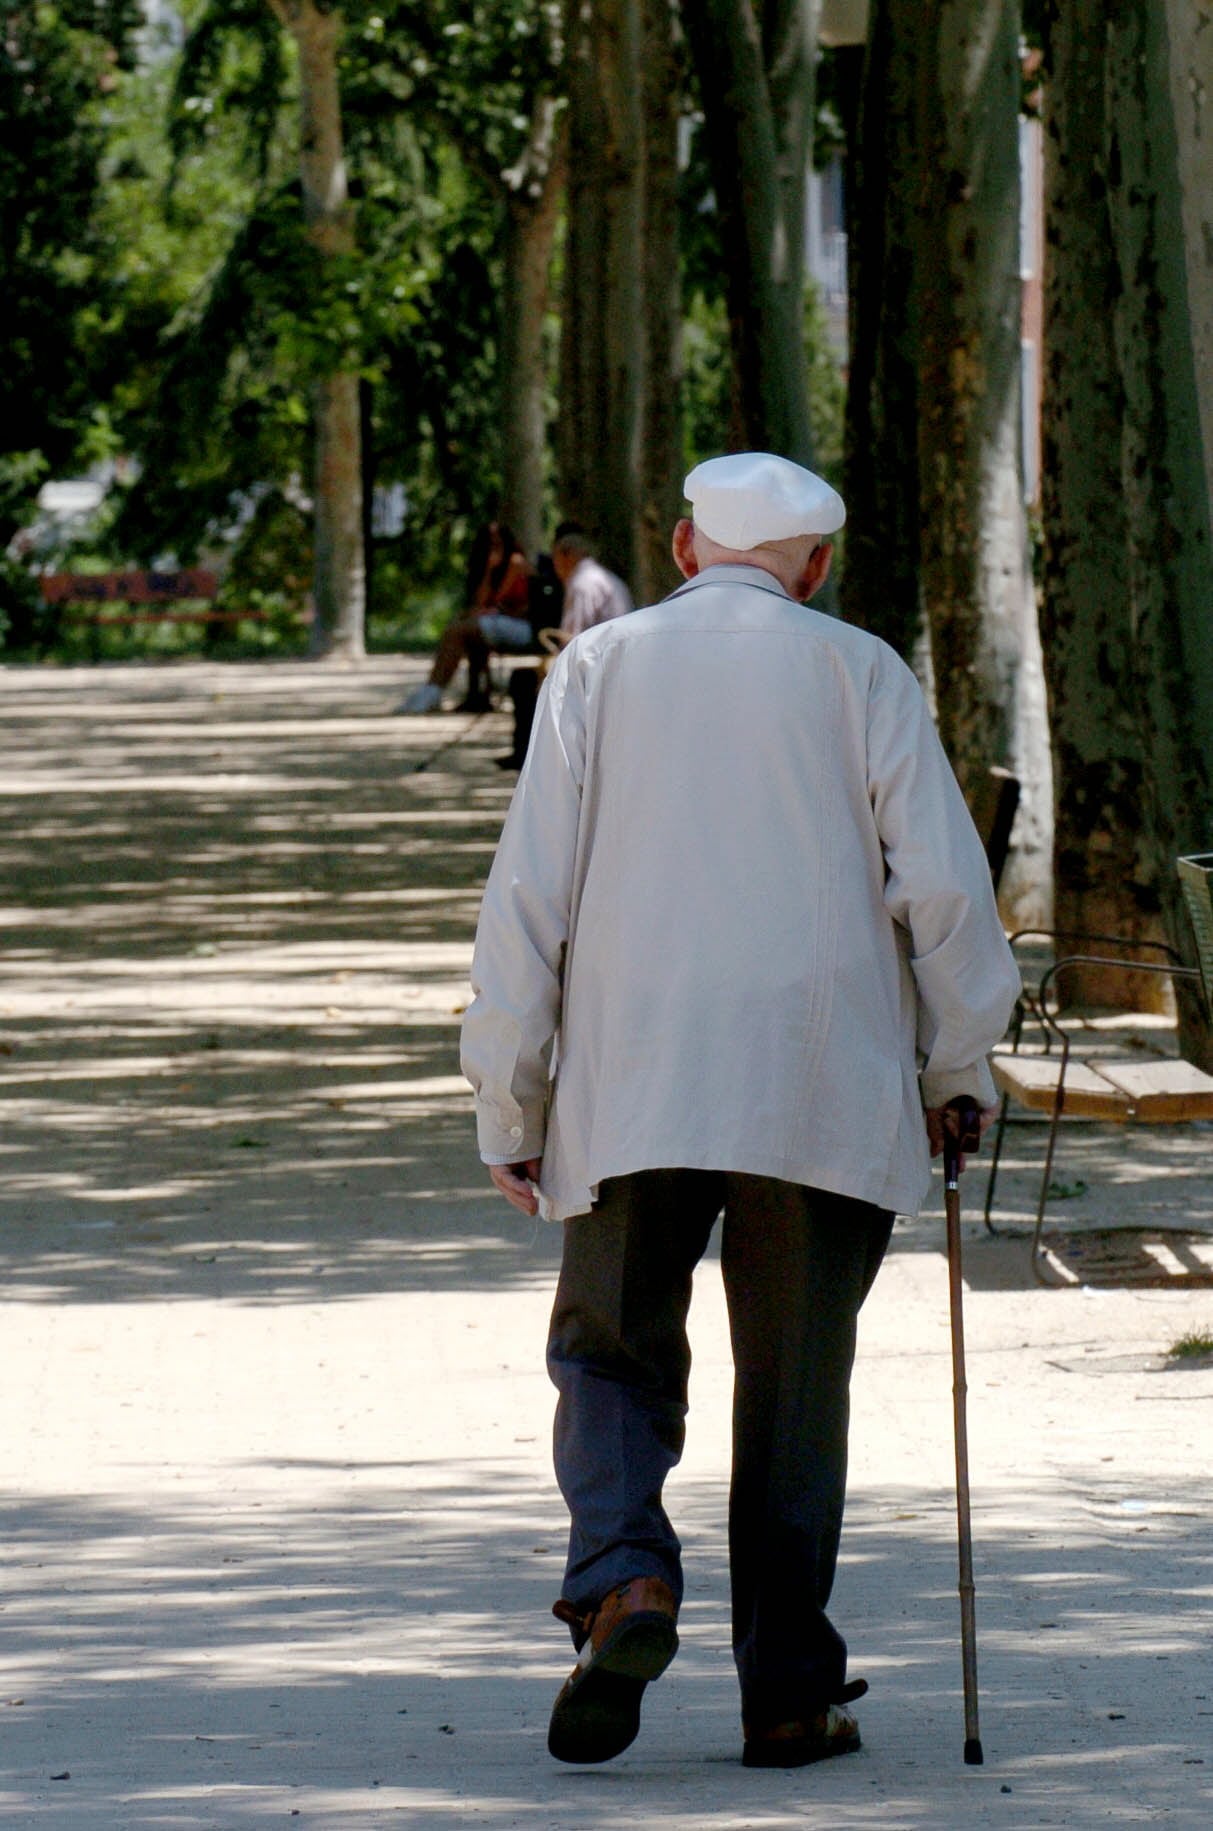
[{"xmin": 1, "ymin": 660, "xmax": 1210, "ymax": 1829}]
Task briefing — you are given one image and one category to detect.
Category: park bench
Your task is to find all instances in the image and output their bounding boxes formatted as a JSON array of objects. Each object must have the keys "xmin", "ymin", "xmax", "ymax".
[
  {"xmin": 39, "ymin": 569, "xmax": 274, "ymax": 652},
  {"xmin": 982, "ymin": 852, "xmax": 1213, "ymax": 1282}
]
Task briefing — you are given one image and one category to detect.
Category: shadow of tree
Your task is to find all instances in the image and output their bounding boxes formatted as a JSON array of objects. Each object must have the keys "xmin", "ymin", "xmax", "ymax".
[
  {"xmin": 4, "ymin": 1470, "xmax": 1211, "ymax": 1825},
  {"xmin": 4, "ymin": 667, "xmax": 1213, "ymax": 1826},
  {"xmin": 4, "ymin": 663, "xmax": 1212, "ymax": 1309},
  {"xmin": 0, "ymin": 663, "xmax": 571, "ymax": 1302}
]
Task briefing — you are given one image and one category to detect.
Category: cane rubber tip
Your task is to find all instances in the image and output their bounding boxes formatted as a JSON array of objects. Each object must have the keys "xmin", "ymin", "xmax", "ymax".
[{"xmin": 964, "ymin": 1737, "xmax": 985, "ymax": 1766}]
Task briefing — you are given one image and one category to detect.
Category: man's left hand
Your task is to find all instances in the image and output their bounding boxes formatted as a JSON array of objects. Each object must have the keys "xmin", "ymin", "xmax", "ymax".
[{"xmin": 489, "ymin": 1159, "xmax": 542, "ymax": 1215}]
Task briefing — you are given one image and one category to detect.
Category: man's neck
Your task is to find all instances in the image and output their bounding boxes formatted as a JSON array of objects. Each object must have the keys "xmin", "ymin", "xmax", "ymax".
[{"xmin": 696, "ymin": 559, "xmax": 795, "ymax": 596}]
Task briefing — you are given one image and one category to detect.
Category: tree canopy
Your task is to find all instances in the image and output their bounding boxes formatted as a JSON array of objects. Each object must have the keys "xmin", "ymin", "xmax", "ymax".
[{"xmin": 3, "ymin": 0, "xmax": 1212, "ymax": 966}]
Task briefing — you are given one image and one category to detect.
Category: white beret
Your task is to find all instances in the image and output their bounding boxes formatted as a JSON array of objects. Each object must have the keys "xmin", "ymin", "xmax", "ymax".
[{"xmin": 684, "ymin": 451, "xmax": 846, "ymax": 547}]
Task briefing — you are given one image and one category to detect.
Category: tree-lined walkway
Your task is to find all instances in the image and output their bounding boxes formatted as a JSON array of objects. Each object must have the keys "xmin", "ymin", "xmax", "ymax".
[{"xmin": 1, "ymin": 661, "xmax": 1211, "ymax": 1827}]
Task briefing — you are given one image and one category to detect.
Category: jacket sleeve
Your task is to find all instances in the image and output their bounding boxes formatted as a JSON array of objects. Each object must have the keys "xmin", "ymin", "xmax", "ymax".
[
  {"xmin": 459, "ymin": 649, "xmax": 586, "ymax": 1161},
  {"xmin": 867, "ymin": 649, "xmax": 1021, "ymax": 1110}
]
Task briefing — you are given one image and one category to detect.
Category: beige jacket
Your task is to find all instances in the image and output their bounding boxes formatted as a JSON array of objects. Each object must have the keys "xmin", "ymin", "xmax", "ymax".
[{"xmin": 461, "ymin": 565, "xmax": 1020, "ymax": 1220}]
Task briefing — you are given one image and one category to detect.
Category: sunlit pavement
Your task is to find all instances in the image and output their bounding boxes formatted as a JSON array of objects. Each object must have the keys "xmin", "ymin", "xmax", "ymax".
[{"xmin": 1, "ymin": 660, "xmax": 1211, "ymax": 1829}]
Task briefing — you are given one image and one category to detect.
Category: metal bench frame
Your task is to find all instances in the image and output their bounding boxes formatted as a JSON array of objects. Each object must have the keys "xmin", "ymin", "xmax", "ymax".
[{"xmin": 983, "ymin": 855, "xmax": 1213, "ymax": 1284}]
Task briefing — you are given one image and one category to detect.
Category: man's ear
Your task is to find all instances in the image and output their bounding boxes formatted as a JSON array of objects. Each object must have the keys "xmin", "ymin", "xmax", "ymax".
[
  {"xmin": 796, "ymin": 541, "xmax": 833, "ymax": 602},
  {"xmin": 672, "ymin": 518, "xmax": 699, "ymax": 579}
]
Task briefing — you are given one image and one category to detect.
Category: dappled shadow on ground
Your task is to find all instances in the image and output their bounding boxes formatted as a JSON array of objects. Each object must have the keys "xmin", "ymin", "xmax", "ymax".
[
  {"xmin": 4, "ymin": 667, "xmax": 1213, "ymax": 1828},
  {"xmin": 2, "ymin": 1469, "xmax": 1210, "ymax": 1827},
  {"xmin": 0, "ymin": 994, "xmax": 565, "ymax": 1302},
  {"xmin": 2, "ymin": 659, "xmax": 1211, "ymax": 1307},
  {"xmin": 956, "ymin": 1117, "xmax": 1213, "ymax": 1292},
  {"xmin": 0, "ymin": 663, "xmax": 572, "ymax": 1302}
]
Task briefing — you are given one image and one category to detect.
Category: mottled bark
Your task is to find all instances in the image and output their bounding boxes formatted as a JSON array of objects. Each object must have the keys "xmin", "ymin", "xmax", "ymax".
[
  {"xmin": 1038, "ymin": 0, "xmax": 1164, "ymax": 1007},
  {"xmin": 638, "ymin": 0, "xmax": 684, "ymax": 605},
  {"xmin": 1163, "ymin": 0, "xmax": 1213, "ymax": 511},
  {"xmin": 915, "ymin": 1, "xmax": 1050, "ymax": 922},
  {"xmin": 267, "ymin": 0, "xmax": 365, "ymax": 659},
  {"xmin": 559, "ymin": 0, "xmax": 682, "ymax": 599},
  {"xmin": 499, "ymin": 100, "xmax": 567, "ymax": 559},
  {"xmin": 916, "ymin": 2, "xmax": 1021, "ymax": 775},
  {"xmin": 763, "ymin": 0, "xmax": 816, "ymax": 362},
  {"xmin": 1106, "ymin": 0, "xmax": 1213, "ymax": 1063},
  {"xmin": 559, "ymin": 0, "xmax": 645, "ymax": 588},
  {"xmin": 840, "ymin": 0, "xmax": 922, "ymax": 654},
  {"xmin": 681, "ymin": 0, "xmax": 815, "ymax": 461},
  {"xmin": 558, "ymin": 2, "xmax": 605, "ymax": 537}
]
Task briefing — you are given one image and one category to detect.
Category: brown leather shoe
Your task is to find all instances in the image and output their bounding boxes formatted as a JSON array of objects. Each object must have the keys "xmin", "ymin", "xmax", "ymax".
[
  {"xmin": 741, "ymin": 1700, "xmax": 862, "ymax": 1768},
  {"xmin": 547, "ymin": 1576, "xmax": 679, "ymax": 1764}
]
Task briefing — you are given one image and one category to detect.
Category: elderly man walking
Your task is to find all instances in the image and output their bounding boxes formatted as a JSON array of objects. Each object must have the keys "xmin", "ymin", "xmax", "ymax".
[{"xmin": 461, "ymin": 453, "xmax": 1019, "ymax": 1770}]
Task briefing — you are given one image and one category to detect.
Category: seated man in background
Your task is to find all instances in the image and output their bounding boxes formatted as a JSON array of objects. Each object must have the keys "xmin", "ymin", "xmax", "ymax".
[
  {"xmin": 550, "ymin": 525, "xmax": 634, "ymax": 638},
  {"xmin": 498, "ymin": 526, "xmax": 634, "ymax": 769}
]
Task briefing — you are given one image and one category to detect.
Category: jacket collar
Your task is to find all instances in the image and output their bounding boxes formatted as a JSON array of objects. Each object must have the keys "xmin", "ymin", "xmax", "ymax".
[{"xmin": 664, "ymin": 563, "xmax": 795, "ymax": 604}]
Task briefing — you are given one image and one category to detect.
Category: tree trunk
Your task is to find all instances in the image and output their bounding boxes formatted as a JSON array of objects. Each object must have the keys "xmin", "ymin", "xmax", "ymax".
[
  {"xmin": 311, "ymin": 370, "xmax": 364, "ymax": 659},
  {"xmin": 681, "ymin": 0, "xmax": 815, "ymax": 462},
  {"xmin": 268, "ymin": 0, "xmax": 365, "ymax": 659},
  {"xmin": 1038, "ymin": 0, "xmax": 1164, "ymax": 1008},
  {"xmin": 499, "ymin": 99, "xmax": 567, "ymax": 559},
  {"xmin": 1162, "ymin": 0, "xmax": 1213, "ymax": 517},
  {"xmin": 763, "ymin": 0, "xmax": 816, "ymax": 364},
  {"xmin": 1105, "ymin": 0, "xmax": 1213, "ymax": 1063},
  {"xmin": 638, "ymin": 0, "xmax": 684, "ymax": 605},
  {"xmin": 915, "ymin": 0, "xmax": 1050, "ymax": 923},
  {"xmin": 840, "ymin": 0, "xmax": 922, "ymax": 655},
  {"xmin": 559, "ymin": 0, "xmax": 646, "ymax": 588},
  {"xmin": 558, "ymin": 2, "xmax": 604, "ymax": 540}
]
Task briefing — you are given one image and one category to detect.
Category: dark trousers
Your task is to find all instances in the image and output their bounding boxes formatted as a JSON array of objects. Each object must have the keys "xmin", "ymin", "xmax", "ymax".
[
  {"xmin": 507, "ymin": 666, "xmax": 540, "ymax": 766},
  {"xmin": 546, "ymin": 1169, "xmax": 893, "ymax": 1724}
]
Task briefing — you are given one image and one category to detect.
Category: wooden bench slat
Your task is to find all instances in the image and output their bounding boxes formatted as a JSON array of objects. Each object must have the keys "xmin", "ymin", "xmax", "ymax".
[
  {"xmin": 991, "ymin": 1053, "xmax": 1132, "ymax": 1117},
  {"xmin": 1090, "ymin": 1060, "xmax": 1213, "ymax": 1120},
  {"xmin": 993, "ymin": 1050, "xmax": 1213, "ymax": 1122}
]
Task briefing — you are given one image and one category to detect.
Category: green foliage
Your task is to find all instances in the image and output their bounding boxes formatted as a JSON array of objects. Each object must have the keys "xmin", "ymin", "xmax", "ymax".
[
  {"xmin": 101, "ymin": 0, "xmax": 562, "ymax": 618},
  {"xmin": 343, "ymin": 0, "xmax": 564, "ymax": 596},
  {"xmin": 812, "ymin": 41, "xmax": 850, "ymax": 170},
  {"xmin": 681, "ymin": 292, "xmax": 734, "ymax": 471},
  {"xmin": 682, "ymin": 283, "xmax": 845, "ymax": 484},
  {"xmin": 111, "ymin": 183, "xmax": 321, "ymax": 564},
  {"xmin": 346, "ymin": 0, "xmax": 563, "ymax": 177},
  {"xmin": 368, "ymin": 186, "xmax": 502, "ymax": 582},
  {"xmin": 214, "ymin": 487, "xmax": 312, "ymax": 633},
  {"xmin": 169, "ymin": 0, "xmax": 288, "ymax": 182},
  {"xmin": 5, "ymin": 0, "xmax": 848, "ymax": 657},
  {"xmin": 0, "ymin": 2, "xmax": 132, "ymax": 534},
  {"xmin": 803, "ymin": 282, "xmax": 845, "ymax": 486},
  {"xmin": 59, "ymin": 0, "xmax": 143, "ymax": 67},
  {"xmin": 1167, "ymin": 1330, "xmax": 1213, "ymax": 1361},
  {"xmin": 678, "ymin": 96, "xmax": 845, "ymax": 481}
]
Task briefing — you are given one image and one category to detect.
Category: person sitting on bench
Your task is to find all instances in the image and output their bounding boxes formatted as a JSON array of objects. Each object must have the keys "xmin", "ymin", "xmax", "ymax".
[{"xmin": 397, "ymin": 521, "xmax": 534, "ymax": 715}]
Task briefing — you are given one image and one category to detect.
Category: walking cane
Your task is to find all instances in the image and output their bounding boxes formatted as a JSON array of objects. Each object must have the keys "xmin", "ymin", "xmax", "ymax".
[{"xmin": 943, "ymin": 1094, "xmax": 984, "ymax": 1766}]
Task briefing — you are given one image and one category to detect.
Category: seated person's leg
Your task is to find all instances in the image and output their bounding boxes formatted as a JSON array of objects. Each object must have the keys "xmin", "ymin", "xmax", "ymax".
[
  {"xmin": 431, "ymin": 618, "xmax": 478, "ymax": 689},
  {"xmin": 463, "ymin": 612, "xmax": 536, "ymax": 714},
  {"xmin": 397, "ymin": 610, "xmax": 533, "ymax": 716},
  {"xmin": 499, "ymin": 667, "xmax": 539, "ymax": 769},
  {"xmin": 458, "ymin": 624, "xmax": 493, "ymax": 711},
  {"xmin": 397, "ymin": 616, "xmax": 479, "ymax": 714}
]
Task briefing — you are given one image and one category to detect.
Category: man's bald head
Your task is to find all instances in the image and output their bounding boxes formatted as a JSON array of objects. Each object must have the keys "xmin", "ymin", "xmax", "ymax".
[{"xmin": 671, "ymin": 519, "xmax": 832, "ymax": 603}]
